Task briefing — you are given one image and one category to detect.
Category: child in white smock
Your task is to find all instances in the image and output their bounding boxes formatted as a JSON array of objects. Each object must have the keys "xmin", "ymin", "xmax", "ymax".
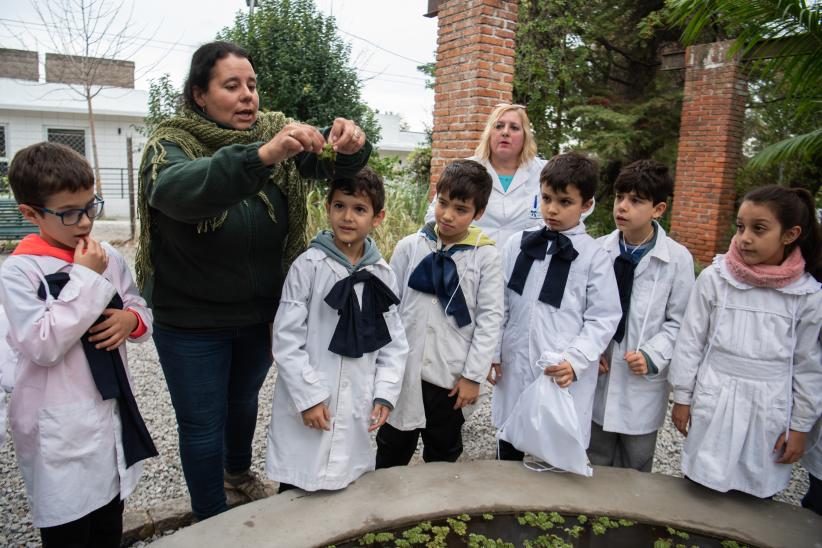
[
  {"xmin": 266, "ymin": 168, "xmax": 408, "ymax": 492},
  {"xmin": 492, "ymin": 152, "xmax": 621, "ymax": 460},
  {"xmin": 1, "ymin": 143, "xmax": 155, "ymax": 546},
  {"xmin": 670, "ymin": 184, "xmax": 822, "ymax": 498}
]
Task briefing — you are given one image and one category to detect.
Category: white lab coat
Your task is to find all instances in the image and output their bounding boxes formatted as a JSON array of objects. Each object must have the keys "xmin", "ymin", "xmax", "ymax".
[
  {"xmin": 592, "ymin": 224, "xmax": 695, "ymax": 435},
  {"xmin": 0, "ymin": 246, "xmax": 153, "ymax": 527},
  {"xmin": 425, "ymin": 156, "xmax": 546, "ymax": 247},
  {"xmin": 669, "ymin": 255, "xmax": 822, "ymax": 498},
  {"xmin": 266, "ymin": 248, "xmax": 408, "ymax": 491},
  {"xmin": 492, "ymin": 223, "xmax": 621, "ymax": 447},
  {"xmin": 387, "ymin": 230, "xmax": 503, "ymax": 430}
]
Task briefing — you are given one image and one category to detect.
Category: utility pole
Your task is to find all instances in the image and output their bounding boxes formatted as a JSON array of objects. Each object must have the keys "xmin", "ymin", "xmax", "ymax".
[
  {"xmin": 246, "ymin": 0, "xmax": 255, "ymax": 15},
  {"xmin": 126, "ymin": 136, "xmax": 136, "ymax": 241}
]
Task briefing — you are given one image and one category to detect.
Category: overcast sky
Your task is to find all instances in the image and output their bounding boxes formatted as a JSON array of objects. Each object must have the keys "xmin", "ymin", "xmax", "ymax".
[{"xmin": 0, "ymin": 0, "xmax": 438, "ymax": 131}]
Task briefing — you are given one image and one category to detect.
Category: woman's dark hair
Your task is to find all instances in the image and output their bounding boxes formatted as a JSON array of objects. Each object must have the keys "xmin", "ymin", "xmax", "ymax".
[
  {"xmin": 183, "ymin": 41, "xmax": 256, "ymax": 111},
  {"xmin": 743, "ymin": 184, "xmax": 822, "ymax": 282}
]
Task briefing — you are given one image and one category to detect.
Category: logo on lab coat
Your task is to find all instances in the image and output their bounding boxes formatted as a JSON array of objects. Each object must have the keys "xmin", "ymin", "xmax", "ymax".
[{"xmin": 529, "ymin": 194, "xmax": 540, "ymax": 219}]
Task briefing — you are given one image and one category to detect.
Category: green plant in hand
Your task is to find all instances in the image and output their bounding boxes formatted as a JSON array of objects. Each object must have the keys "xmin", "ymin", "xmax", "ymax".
[{"xmin": 319, "ymin": 142, "xmax": 337, "ymax": 162}]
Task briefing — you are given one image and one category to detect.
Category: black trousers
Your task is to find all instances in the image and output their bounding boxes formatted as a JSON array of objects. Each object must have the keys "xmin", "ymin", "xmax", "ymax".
[
  {"xmin": 802, "ymin": 473, "xmax": 822, "ymax": 516},
  {"xmin": 40, "ymin": 495, "xmax": 123, "ymax": 548},
  {"xmin": 376, "ymin": 381, "xmax": 465, "ymax": 468},
  {"xmin": 497, "ymin": 439, "xmax": 525, "ymax": 461}
]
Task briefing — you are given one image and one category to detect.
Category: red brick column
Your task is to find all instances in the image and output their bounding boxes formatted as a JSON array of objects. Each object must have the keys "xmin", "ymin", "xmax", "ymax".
[
  {"xmin": 671, "ymin": 40, "xmax": 747, "ymax": 265},
  {"xmin": 430, "ymin": 0, "xmax": 519, "ymax": 191}
]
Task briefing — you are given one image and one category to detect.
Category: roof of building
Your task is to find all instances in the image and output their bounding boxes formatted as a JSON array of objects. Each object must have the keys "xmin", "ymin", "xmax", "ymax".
[
  {"xmin": 0, "ymin": 77, "xmax": 148, "ymax": 118},
  {"xmin": 376, "ymin": 112, "xmax": 427, "ymax": 153}
]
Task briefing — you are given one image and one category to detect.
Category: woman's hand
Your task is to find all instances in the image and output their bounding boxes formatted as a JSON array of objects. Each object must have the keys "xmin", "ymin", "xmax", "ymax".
[
  {"xmin": 258, "ymin": 122, "xmax": 325, "ymax": 165},
  {"xmin": 328, "ymin": 117, "xmax": 366, "ymax": 155}
]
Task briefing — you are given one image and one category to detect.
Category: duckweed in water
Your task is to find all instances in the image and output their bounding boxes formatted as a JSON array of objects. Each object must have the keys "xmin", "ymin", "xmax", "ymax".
[{"xmin": 336, "ymin": 512, "xmax": 750, "ymax": 547}]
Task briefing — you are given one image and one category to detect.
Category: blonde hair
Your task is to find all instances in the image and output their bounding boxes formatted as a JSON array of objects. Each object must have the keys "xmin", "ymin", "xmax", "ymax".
[{"xmin": 473, "ymin": 104, "xmax": 537, "ymax": 166}]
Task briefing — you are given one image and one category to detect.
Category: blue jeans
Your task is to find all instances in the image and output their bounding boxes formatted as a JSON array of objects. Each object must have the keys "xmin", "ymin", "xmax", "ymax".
[{"xmin": 153, "ymin": 323, "xmax": 272, "ymax": 520}]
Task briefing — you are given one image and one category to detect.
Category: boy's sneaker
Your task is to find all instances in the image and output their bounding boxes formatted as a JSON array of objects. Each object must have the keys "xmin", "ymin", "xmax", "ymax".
[{"xmin": 224, "ymin": 469, "xmax": 277, "ymax": 501}]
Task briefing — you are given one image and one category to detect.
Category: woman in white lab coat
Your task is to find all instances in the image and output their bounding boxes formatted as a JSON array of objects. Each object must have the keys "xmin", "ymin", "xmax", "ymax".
[{"xmin": 426, "ymin": 104, "xmax": 545, "ymax": 247}]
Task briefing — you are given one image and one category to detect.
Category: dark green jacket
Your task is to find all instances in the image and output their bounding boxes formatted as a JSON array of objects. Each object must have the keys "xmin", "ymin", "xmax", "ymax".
[{"xmin": 142, "ymin": 140, "xmax": 371, "ymax": 329}]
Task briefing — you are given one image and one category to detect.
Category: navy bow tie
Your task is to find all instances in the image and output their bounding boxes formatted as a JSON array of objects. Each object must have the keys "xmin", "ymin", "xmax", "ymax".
[
  {"xmin": 507, "ymin": 227, "xmax": 579, "ymax": 308},
  {"xmin": 38, "ymin": 272, "xmax": 158, "ymax": 468},
  {"xmin": 612, "ymin": 251, "xmax": 640, "ymax": 343},
  {"xmin": 324, "ymin": 268, "xmax": 400, "ymax": 358},
  {"xmin": 407, "ymin": 246, "xmax": 472, "ymax": 327}
]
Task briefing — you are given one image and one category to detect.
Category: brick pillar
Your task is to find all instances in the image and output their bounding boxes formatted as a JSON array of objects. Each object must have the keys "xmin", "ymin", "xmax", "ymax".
[
  {"xmin": 670, "ymin": 41, "xmax": 747, "ymax": 265},
  {"xmin": 430, "ymin": 0, "xmax": 519, "ymax": 191}
]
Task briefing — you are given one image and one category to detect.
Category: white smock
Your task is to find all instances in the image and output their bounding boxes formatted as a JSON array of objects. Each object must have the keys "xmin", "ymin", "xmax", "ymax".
[
  {"xmin": 386, "ymin": 228, "xmax": 503, "ymax": 430},
  {"xmin": 492, "ymin": 223, "xmax": 621, "ymax": 446},
  {"xmin": 669, "ymin": 255, "xmax": 822, "ymax": 497},
  {"xmin": 266, "ymin": 248, "xmax": 408, "ymax": 491},
  {"xmin": 0, "ymin": 246, "xmax": 152, "ymax": 527},
  {"xmin": 592, "ymin": 224, "xmax": 695, "ymax": 434}
]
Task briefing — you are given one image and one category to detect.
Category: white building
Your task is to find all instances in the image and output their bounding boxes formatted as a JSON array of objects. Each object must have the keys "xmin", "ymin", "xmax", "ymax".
[
  {"xmin": 374, "ymin": 112, "xmax": 427, "ymax": 166},
  {"xmin": 0, "ymin": 49, "xmax": 147, "ymax": 219}
]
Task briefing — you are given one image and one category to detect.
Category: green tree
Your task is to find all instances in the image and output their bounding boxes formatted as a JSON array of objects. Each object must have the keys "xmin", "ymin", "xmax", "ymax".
[
  {"xmin": 669, "ymin": 0, "xmax": 822, "ymax": 167},
  {"xmin": 218, "ymin": 0, "xmax": 380, "ymax": 143},
  {"xmin": 137, "ymin": 74, "xmax": 182, "ymax": 137},
  {"xmin": 514, "ymin": 0, "xmax": 684, "ymax": 169}
]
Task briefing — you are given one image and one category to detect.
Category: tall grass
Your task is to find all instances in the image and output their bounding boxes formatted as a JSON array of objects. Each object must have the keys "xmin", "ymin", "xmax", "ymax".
[{"xmin": 305, "ymin": 179, "xmax": 430, "ymax": 261}]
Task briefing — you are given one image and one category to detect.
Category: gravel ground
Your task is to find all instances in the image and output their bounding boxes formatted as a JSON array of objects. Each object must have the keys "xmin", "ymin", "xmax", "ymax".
[{"xmin": 0, "ymin": 235, "xmax": 813, "ymax": 546}]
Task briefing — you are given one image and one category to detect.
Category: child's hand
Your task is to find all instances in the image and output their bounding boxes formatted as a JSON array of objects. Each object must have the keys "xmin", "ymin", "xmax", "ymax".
[
  {"xmin": 598, "ymin": 354, "xmax": 609, "ymax": 375},
  {"xmin": 544, "ymin": 360, "xmax": 575, "ymax": 388},
  {"xmin": 301, "ymin": 402, "xmax": 331, "ymax": 431},
  {"xmin": 672, "ymin": 403, "xmax": 691, "ymax": 436},
  {"xmin": 449, "ymin": 377, "xmax": 480, "ymax": 409},
  {"xmin": 88, "ymin": 309, "xmax": 139, "ymax": 351},
  {"xmin": 774, "ymin": 430, "xmax": 807, "ymax": 464},
  {"xmin": 624, "ymin": 351, "xmax": 648, "ymax": 375},
  {"xmin": 74, "ymin": 237, "xmax": 108, "ymax": 274},
  {"xmin": 487, "ymin": 363, "xmax": 502, "ymax": 385},
  {"xmin": 368, "ymin": 403, "xmax": 390, "ymax": 432}
]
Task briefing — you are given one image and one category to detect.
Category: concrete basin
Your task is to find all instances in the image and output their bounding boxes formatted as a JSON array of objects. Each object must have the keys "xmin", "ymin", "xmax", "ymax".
[{"xmin": 150, "ymin": 461, "xmax": 822, "ymax": 548}]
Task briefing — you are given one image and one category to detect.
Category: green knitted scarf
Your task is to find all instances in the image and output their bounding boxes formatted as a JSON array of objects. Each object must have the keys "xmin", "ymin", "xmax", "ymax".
[{"xmin": 135, "ymin": 107, "xmax": 309, "ymax": 291}]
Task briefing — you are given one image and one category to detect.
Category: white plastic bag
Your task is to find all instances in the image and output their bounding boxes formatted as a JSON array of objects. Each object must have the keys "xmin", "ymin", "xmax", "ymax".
[{"xmin": 497, "ymin": 352, "xmax": 593, "ymax": 477}]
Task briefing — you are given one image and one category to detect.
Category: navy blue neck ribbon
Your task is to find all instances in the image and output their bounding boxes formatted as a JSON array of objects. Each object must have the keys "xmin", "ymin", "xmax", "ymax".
[
  {"xmin": 324, "ymin": 268, "xmax": 400, "ymax": 358},
  {"xmin": 507, "ymin": 227, "xmax": 579, "ymax": 308},
  {"xmin": 37, "ymin": 272, "xmax": 158, "ymax": 468},
  {"xmin": 612, "ymin": 236, "xmax": 648, "ymax": 343},
  {"xmin": 407, "ymin": 243, "xmax": 473, "ymax": 328}
]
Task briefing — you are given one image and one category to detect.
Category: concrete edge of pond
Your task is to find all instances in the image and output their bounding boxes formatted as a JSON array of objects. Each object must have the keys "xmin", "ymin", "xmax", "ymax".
[{"xmin": 148, "ymin": 461, "xmax": 822, "ymax": 548}]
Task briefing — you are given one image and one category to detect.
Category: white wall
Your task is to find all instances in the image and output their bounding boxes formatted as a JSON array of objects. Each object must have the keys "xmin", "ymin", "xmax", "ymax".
[{"xmin": 0, "ymin": 108, "xmax": 146, "ymax": 219}]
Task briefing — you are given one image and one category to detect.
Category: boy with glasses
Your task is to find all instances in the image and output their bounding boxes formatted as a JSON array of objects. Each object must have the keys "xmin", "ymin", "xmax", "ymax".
[{"xmin": 1, "ymin": 142, "xmax": 156, "ymax": 547}]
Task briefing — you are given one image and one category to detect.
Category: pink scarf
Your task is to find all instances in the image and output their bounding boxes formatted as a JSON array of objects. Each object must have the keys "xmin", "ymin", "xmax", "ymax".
[{"xmin": 724, "ymin": 236, "xmax": 806, "ymax": 288}]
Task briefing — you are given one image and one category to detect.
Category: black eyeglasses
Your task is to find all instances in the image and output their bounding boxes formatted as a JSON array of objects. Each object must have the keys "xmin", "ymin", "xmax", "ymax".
[{"xmin": 32, "ymin": 196, "xmax": 105, "ymax": 226}]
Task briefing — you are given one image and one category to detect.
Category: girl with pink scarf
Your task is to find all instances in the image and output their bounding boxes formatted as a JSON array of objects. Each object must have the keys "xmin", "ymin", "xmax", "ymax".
[{"xmin": 669, "ymin": 185, "xmax": 822, "ymax": 499}]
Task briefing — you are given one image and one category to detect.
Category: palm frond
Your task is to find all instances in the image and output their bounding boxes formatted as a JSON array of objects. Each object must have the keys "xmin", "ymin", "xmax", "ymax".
[{"xmin": 748, "ymin": 127, "xmax": 822, "ymax": 168}]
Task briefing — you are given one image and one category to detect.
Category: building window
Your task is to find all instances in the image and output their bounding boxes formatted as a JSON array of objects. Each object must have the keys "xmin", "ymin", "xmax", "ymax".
[
  {"xmin": 47, "ymin": 128, "xmax": 86, "ymax": 156},
  {"xmin": 0, "ymin": 125, "xmax": 6, "ymax": 159}
]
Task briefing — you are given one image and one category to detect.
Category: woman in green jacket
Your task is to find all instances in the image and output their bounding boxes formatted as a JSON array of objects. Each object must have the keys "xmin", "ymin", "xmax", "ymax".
[{"xmin": 137, "ymin": 41, "xmax": 371, "ymax": 520}]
